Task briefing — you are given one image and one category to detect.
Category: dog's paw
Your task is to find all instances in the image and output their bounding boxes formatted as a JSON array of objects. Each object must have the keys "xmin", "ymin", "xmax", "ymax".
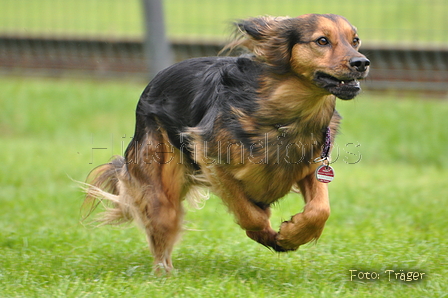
[
  {"xmin": 271, "ymin": 240, "xmax": 296, "ymax": 252},
  {"xmin": 276, "ymin": 212, "xmax": 326, "ymax": 250},
  {"xmin": 246, "ymin": 228, "xmax": 294, "ymax": 252}
]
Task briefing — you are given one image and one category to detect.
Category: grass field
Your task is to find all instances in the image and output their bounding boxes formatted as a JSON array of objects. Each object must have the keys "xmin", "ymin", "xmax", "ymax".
[
  {"xmin": 1, "ymin": 77, "xmax": 448, "ymax": 297},
  {"xmin": 1, "ymin": 0, "xmax": 447, "ymax": 44}
]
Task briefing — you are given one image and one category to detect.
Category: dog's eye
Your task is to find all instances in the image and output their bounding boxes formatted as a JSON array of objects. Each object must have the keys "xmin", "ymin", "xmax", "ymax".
[
  {"xmin": 352, "ymin": 37, "xmax": 360, "ymax": 47},
  {"xmin": 316, "ymin": 37, "xmax": 330, "ymax": 46}
]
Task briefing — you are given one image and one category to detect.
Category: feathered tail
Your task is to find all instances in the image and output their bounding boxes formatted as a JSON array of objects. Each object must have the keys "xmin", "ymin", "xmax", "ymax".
[{"xmin": 82, "ymin": 156, "xmax": 133, "ymax": 225}]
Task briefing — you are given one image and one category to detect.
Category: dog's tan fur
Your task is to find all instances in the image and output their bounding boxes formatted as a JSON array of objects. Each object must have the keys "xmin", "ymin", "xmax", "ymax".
[{"xmin": 84, "ymin": 14, "xmax": 369, "ymax": 272}]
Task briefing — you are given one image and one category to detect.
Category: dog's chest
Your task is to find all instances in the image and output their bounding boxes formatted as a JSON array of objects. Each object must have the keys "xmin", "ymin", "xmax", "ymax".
[
  {"xmin": 191, "ymin": 116, "xmax": 332, "ymax": 204},
  {"xmin": 226, "ymin": 131, "xmax": 322, "ymax": 203}
]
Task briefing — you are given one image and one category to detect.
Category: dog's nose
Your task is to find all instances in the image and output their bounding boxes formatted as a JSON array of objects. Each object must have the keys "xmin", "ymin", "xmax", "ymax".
[{"xmin": 349, "ymin": 57, "xmax": 370, "ymax": 72}]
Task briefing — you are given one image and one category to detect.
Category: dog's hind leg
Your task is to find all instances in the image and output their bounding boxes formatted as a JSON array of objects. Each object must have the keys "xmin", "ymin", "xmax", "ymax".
[
  {"xmin": 141, "ymin": 182, "xmax": 185, "ymax": 273},
  {"xmin": 125, "ymin": 131, "xmax": 189, "ymax": 273}
]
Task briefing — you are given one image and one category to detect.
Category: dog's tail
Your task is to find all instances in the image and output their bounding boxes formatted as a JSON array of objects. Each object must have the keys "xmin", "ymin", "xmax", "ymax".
[{"xmin": 82, "ymin": 156, "xmax": 133, "ymax": 225}]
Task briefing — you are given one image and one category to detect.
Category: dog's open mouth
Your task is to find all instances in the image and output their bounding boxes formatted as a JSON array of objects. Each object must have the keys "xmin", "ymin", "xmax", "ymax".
[{"xmin": 314, "ymin": 72, "xmax": 362, "ymax": 100}]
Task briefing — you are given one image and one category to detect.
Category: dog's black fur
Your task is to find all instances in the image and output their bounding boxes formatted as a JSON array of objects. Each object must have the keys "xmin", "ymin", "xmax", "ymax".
[{"xmin": 133, "ymin": 56, "xmax": 262, "ymax": 162}]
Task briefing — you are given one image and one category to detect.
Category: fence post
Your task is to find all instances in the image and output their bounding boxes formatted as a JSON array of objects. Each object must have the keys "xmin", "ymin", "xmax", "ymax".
[{"xmin": 141, "ymin": 0, "xmax": 173, "ymax": 79}]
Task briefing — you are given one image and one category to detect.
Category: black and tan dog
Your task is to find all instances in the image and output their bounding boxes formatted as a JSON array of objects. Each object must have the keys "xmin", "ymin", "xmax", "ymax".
[{"xmin": 85, "ymin": 14, "xmax": 370, "ymax": 272}]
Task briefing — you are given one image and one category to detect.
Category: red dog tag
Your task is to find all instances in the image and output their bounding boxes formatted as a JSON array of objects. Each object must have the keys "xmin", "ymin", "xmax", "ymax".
[{"xmin": 315, "ymin": 164, "xmax": 335, "ymax": 183}]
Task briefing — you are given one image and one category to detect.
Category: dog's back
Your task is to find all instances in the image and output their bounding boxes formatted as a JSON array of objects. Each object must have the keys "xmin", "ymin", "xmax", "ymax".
[{"xmin": 133, "ymin": 56, "xmax": 262, "ymax": 151}]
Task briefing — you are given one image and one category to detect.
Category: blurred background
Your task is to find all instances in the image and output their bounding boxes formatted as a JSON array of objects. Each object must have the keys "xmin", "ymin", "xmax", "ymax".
[{"xmin": 1, "ymin": 0, "xmax": 447, "ymax": 94}]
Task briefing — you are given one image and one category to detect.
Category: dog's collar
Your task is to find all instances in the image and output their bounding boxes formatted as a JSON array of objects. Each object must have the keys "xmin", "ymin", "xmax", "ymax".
[
  {"xmin": 314, "ymin": 127, "xmax": 335, "ymax": 183},
  {"xmin": 312, "ymin": 126, "xmax": 332, "ymax": 164},
  {"xmin": 320, "ymin": 127, "xmax": 331, "ymax": 160}
]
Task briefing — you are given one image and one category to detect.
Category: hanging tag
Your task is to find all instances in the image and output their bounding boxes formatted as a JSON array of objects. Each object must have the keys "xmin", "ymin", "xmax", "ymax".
[{"xmin": 315, "ymin": 164, "xmax": 335, "ymax": 183}]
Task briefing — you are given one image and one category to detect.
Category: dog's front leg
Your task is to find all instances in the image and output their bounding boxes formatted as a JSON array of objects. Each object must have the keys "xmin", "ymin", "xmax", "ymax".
[
  {"xmin": 209, "ymin": 166, "xmax": 284, "ymax": 250},
  {"xmin": 276, "ymin": 173, "xmax": 330, "ymax": 250},
  {"xmin": 245, "ymin": 212, "xmax": 291, "ymax": 252}
]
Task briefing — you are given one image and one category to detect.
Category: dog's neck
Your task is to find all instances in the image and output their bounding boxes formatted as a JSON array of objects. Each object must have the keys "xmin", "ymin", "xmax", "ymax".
[{"xmin": 257, "ymin": 74, "xmax": 337, "ymax": 133}]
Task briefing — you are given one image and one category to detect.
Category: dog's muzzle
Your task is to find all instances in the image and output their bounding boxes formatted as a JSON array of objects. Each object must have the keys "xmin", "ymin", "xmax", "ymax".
[{"xmin": 313, "ymin": 64, "xmax": 369, "ymax": 100}]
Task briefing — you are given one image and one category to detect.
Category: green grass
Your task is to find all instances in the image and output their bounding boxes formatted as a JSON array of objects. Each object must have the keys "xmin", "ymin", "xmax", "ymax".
[
  {"xmin": 1, "ymin": 0, "xmax": 447, "ymax": 44},
  {"xmin": 1, "ymin": 77, "xmax": 448, "ymax": 297}
]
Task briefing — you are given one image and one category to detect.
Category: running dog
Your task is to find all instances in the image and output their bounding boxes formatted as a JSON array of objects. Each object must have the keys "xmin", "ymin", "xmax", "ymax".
[{"xmin": 84, "ymin": 14, "xmax": 370, "ymax": 272}]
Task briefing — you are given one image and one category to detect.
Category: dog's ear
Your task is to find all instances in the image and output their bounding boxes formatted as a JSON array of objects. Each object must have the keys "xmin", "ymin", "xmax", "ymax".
[
  {"xmin": 231, "ymin": 16, "xmax": 301, "ymax": 75},
  {"xmin": 235, "ymin": 17, "xmax": 288, "ymax": 41},
  {"xmin": 236, "ymin": 17, "xmax": 276, "ymax": 40}
]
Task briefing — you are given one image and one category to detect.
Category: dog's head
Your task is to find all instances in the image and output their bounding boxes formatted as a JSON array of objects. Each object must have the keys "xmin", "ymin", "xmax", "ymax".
[{"xmin": 235, "ymin": 14, "xmax": 370, "ymax": 100}]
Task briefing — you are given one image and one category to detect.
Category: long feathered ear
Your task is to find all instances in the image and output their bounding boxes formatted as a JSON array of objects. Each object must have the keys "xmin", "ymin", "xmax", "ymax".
[
  {"xmin": 225, "ymin": 16, "xmax": 302, "ymax": 75},
  {"xmin": 236, "ymin": 17, "xmax": 285, "ymax": 40},
  {"xmin": 226, "ymin": 16, "xmax": 287, "ymax": 51}
]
